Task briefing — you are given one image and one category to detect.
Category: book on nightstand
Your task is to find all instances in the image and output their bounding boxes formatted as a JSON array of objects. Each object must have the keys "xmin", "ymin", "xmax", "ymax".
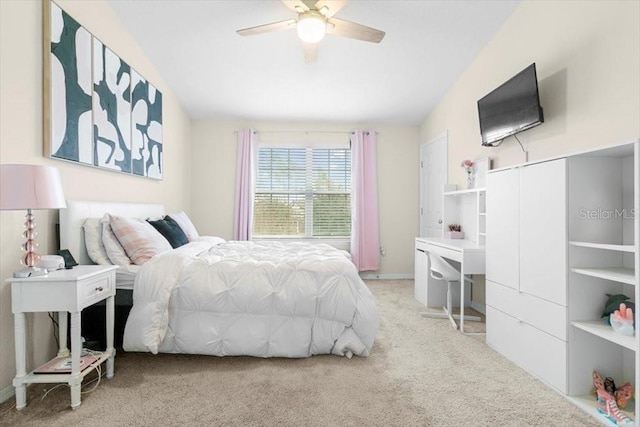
[{"xmin": 34, "ymin": 354, "xmax": 99, "ymax": 374}]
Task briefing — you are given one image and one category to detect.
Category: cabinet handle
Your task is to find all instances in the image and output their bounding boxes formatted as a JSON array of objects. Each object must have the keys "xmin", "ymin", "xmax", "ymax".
[
  {"xmin": 96, "ymin": 286, "xmax": 103, "ymax": 292},
  {"xmin": 438, "ymin": 219, "xmax": 443, "ymax": 224}
]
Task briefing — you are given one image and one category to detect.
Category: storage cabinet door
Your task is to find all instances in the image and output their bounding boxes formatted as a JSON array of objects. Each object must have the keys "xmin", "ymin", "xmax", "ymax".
[
  {"xmin": 486, "ymin": 306, "xmax": 523, "ymax": 365},
  {"xmin": 486, "ymin": 168, "xmax": 520, "ymax": 289},
  {"xmin": 519, "ymin": 159, "xmax": 567, "ymax": 306},
  {"xmin": 487, "ymin": 280, "xmax": 567, "ymax": 341},
  {"xmin": 518, "ymin": 321, "xmax": 568, "ymax": 393},
  {"xmin": 487, "ymin": 305, "xmax": 567, "ymax": 394}
]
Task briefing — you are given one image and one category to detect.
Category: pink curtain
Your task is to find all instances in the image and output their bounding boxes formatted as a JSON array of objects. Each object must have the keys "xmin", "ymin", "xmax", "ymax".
[
  {"xmin": 233, "ymin": 129, "xmax": 258, "ymax": 241},
  {"xmin": 350, "ymin": 130, "xmax": 380, "ymax": 271}
]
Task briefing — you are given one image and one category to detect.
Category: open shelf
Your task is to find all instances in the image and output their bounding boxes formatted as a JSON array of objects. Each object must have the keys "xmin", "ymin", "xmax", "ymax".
[
  {"xmin": 442, "ymin": 184, "xmax": 485, "ymax": 243},
  {"xmin": 571, "ymin": 320, "xmax": 636, "ymax": 350},
  {"xmin": 571, "ymin": 267, "xmax": 636, "ymax": 286},
  {"xmin": 569, "ymin": 241, "xmax": 636, "ymax": 253},
  {"xmin": 567, "ymin": 394, "xmax": 635, "ymax": 426},
  {"xmin": 24, "ymin": 351, "xmax": 110, "ymax": 384}
]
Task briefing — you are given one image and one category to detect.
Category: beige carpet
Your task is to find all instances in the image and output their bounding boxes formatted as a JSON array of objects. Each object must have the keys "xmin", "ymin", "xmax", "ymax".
[{"xmin": 0, "ymin": 280, "xmax": 598, "ymax": 426}]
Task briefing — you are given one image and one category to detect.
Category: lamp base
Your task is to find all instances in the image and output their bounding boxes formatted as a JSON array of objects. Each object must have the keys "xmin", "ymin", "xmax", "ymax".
[{"xmin": 13, "ymin": 266, "xmax": 48, "ymax": 278}]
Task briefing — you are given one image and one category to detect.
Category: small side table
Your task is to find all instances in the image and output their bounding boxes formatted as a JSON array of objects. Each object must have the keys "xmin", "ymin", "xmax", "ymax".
[{"xmin": 9, "ymin": 265, "xmax": 118, "ymax": 410}]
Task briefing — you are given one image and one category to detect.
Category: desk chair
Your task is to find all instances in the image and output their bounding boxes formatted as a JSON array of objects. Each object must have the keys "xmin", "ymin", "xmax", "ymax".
[{"xmin": 421, "ymin": 251, "xmax": 482, "ymax": 330}]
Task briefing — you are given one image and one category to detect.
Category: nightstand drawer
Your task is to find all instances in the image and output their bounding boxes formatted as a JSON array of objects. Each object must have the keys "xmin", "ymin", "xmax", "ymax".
[{"xmin": 82, "ymin": 275, "xmax": 113, "ymax": 304}]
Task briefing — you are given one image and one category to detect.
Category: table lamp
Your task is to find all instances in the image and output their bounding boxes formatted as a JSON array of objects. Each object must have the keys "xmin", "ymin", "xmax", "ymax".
[{"xmin": 0, "ymin": 164, "xmax": 66, "ymax": 277}]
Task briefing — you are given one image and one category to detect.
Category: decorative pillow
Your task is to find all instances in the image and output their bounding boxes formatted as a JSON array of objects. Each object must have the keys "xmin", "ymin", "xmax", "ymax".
[
  {"xmin": 101, "ymin": 214, "xmax": 132, "ymax": 265},
  {"xmin": 167, "ymin": 211, "xmax": 200, "ymax": 241},
  {"xmin": 147, "ymin": 216, "xmax": 189, "ymax": 249},
  {"xmin": 109, "ymin": 214, "xmax": 173, "ymax": 265},
  {"xmin": 82, "ymin": 218, "xmax": 112, "ymax": 265}
]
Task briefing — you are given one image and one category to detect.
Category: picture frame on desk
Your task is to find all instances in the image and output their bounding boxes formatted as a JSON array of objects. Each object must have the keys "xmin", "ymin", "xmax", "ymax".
[{"xmin": 473, "ymin": 158, "xmax": 492, "ymax": 188}]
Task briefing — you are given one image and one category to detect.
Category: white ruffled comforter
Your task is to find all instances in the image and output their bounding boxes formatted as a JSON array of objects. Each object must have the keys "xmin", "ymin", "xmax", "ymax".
[{"xmin": 123, "ymin": 240, "xmax": 379, "ymax": 358}]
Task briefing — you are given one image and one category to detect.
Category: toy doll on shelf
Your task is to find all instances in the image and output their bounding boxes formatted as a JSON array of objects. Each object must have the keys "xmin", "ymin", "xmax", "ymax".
[{"xmin": 592, "ymin": 370, "xmax": 633, "ymax": 425}]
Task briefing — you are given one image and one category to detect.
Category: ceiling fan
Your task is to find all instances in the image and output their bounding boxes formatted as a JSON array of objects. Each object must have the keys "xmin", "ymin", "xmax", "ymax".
[{"xmin": 236, "ymin": 0, "xmax": 385, "ymax": 63}]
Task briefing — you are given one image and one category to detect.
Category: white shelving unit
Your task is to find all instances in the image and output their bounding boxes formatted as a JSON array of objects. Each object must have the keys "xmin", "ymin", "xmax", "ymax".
[
  {"xmin": 566, "ymin": 141, "xmax": 639, "ymax": 424},
  {"xmin": 442, "ymin": 186, "xmax": 486, "ymax": 244},
  {"xmin": 485, "ymin": 140, "xmax": 639, "ymax": 424}
]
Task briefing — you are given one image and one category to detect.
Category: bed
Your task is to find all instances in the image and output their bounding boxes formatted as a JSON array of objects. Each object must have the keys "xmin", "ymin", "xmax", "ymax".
[{"xmin": 59, "ymin": 200, "xmax": 379, "ymax": 358}]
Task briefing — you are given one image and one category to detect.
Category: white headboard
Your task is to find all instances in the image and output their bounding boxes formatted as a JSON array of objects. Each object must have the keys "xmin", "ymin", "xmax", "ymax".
[{"xmin": 59, "ymin": 200, "xmax": 165, "ymax": 265}]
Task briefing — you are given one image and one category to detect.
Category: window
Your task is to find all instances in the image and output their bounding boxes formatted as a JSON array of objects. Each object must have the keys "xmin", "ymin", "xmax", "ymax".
[{"xmin": 253, "ymin": 147, "xmax": 351, "ymax": 238}]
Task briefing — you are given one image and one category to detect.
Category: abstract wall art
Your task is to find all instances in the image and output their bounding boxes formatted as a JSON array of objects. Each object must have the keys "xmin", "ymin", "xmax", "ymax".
[
  {"xmin": 93, "ymin": 38, "xmax": 132, "ymax": 173},
  {"xmin": 131, "ymin": 70, "xmax": 163, "ymax": 179},
  {"xmin": 47, "ymin": 1, "xmax": 93, "ymax": 165},
  {"xmin": 43, "ymin": 0, "xmax": 162, "ymax": 180}
]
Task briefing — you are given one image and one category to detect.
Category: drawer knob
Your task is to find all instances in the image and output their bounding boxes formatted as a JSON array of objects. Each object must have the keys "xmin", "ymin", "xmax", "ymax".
[{"xmin": 96, "ymin": 286, "xmax": 103, "ymax": 292}]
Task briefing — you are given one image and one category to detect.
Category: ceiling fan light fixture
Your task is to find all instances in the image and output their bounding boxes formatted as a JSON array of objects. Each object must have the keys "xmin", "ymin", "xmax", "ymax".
[{"xmin": 297, "ymin": 13, "xmax": 326, "ymax": 43}]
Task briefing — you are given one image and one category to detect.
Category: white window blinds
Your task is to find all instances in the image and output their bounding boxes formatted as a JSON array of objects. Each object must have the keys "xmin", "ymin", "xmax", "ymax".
[{"xmin": 253, "ymin": 147, "xmax": 351, "ymax": 238}]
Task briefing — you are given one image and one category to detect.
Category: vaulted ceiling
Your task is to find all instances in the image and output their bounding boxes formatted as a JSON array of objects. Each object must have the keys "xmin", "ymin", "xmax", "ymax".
[{"xmin": 109, "ymin": 0, "xmax": 520, "ymax": 125}]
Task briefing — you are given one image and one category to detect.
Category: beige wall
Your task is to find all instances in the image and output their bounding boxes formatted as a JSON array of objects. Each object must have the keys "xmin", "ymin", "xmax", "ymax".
[
  {"xmin": 420, "ymin": 0, "xmax": 640, "ymax": 187},
  {"xmin": 420, "ymin": 0, "xmax": 639, "ymax": 309},
  {"xmin": 191, "ymin": 120, "xmax": 420, "ymax": 277},
  {"xmin": 0, "ymin": 0, "xmax": 192, "ymax": 396}
]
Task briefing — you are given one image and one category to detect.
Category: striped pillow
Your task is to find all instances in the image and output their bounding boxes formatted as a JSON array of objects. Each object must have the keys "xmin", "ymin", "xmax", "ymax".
[{"xmin": 109, "ymin": 214, "xmax": 172, "ymax": 265}]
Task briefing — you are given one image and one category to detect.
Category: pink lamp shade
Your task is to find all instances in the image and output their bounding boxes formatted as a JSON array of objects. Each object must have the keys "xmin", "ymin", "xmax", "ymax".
[
  {"xmin": 0, "ymin": 164, "xmax": 66, "ymax": 210},
  {"xmin": 1, "ymin": 164, "xmax": 66, "ymax": 277}
]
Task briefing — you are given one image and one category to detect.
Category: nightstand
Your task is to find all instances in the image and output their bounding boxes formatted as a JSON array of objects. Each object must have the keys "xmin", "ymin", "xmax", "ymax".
[{"xmin": 9, "ymin": 265, "xmax": 118, "ymax": 410}]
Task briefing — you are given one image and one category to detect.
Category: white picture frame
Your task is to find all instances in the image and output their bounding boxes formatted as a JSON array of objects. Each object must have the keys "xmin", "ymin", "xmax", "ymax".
[{"xmin": 473, "ymin": 157, "xmax": 492, "ymax": 189}]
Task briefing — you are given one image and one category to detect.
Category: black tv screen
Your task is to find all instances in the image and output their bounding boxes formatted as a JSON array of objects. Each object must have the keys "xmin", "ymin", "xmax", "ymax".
[{"xmin": 477, "ymin": 63, "xmax": 544, "ymax": 146}]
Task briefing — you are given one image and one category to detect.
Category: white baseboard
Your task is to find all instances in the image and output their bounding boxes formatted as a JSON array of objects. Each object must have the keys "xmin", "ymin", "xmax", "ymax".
[
  {"xmin": 359, "ymin": 273, "xmax": 414, "ymax": 280},
  {"xmin": 470, "ymin": 301, "xmax": 486, "ymax": 316},
  {"xmin": 0, "ymin": 384, "xmax": 14, "ymax": 404}
]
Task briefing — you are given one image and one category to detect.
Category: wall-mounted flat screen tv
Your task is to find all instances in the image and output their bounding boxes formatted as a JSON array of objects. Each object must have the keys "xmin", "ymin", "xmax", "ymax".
[{"xmin": 477, "ymin": 63, "xmax": 544, "ymax": 147}]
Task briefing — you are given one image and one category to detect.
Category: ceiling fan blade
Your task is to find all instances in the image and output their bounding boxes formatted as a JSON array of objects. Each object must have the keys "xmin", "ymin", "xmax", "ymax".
[
  {"xmin": 281, "ymin": 0, "xmax": 309, "ymax": 13},
  {"xmin": 237, "ymin": 19, "xmax": 297, "ymax": 37},
  {"xmin": 327, "ymin": 17, "xmax": 385, "ymax": 43},
  {"xmin": 314, "ymin": 0, "xmax": 346, "ymax": 18},
  {"xmin": 302, "ymin": 42, "xmax": 318, "ymax": 63}
]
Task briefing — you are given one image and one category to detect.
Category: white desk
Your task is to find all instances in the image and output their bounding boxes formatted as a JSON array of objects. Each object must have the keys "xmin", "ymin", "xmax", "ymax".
[{"xmin": 415, "ymin": 237, "xmax": 486, "ymax": 332}]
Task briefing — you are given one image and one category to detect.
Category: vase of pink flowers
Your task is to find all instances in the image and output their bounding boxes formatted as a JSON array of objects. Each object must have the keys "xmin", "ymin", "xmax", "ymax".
[{"xmin": 461, "ymin": 159, "xmax": 474, "ymax": 189}]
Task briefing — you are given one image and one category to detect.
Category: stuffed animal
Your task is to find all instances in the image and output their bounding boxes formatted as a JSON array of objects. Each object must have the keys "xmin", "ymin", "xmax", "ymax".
[{"xmin": 610, "ymin": 303, "xmax": 634, "ymax": 336}]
